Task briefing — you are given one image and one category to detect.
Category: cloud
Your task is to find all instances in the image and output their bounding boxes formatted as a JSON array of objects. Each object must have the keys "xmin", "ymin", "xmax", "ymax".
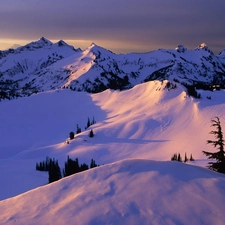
[{"xmin": 0, "ymin": 0, "xmax": 225, "ymax": 53}]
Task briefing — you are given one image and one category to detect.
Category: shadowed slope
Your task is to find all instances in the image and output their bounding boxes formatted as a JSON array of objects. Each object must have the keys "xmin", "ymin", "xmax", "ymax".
[{"xmin": 0, "ymin": 159, "xmax": 225, "ymax": 225}]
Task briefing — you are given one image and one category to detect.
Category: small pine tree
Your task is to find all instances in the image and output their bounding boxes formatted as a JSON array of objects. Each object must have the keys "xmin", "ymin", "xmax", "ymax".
[
  {"xmin": 90, "ymin": 159, "xmax": 97, "ymax": 168},
  {"xmin": 190, "ymin": 154, "xmax": 194, "ymax": 161},
  {"xmin": 63, "ymin": 156, "xmax": 80, "ymax": 177},
  {"xmin": 76, "ymin": 124, "xmax": 81, "ymax": 134},
  {"xmin": 171, "ymin": 153, "xmax": 178, "ymax": 161},
  {"xmin": 89, "ymin": 129, "xmax": 94, "ymax": 138},
  {"xmin": 36, "ymin": 162, "xmax": 39, "ymax": 170},
  {"xmin": 91, "ymin": 116, "xmax": 96, "ymax": 125},
  {"xmin": 48, "ymin": 160, "xmax": 62, "ymax": 183},
  {"xmin": 86, "ymin": 117, "xmax": 91, "ymax": 129},
  {"xmin": 80, "ymin": 163, "xmax": 89, "ymax": 172},
  {"xmin": 69, "ymin": 131, "xmax": 75, "ymax": 140},
  {"xmin": 184, "ymin": 152, "xmax": 188, "ymax": 163},
  {"xmin": 203, "ymin": 117, "xmax": 225, "ymax": 173},
  {"xmin": 177, "ymin": 153, "xmax": 182, "ymax": 162}
]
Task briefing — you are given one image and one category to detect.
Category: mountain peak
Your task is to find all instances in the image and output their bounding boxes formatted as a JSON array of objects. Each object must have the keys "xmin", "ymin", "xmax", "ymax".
[
  {"xmin": 196, "ymin": 43, "xmax": 213, "ymax": 54},
  {"xmin": 218, "ymin": 49, "xmax": 225, "ymax": 57},
  {"xmin": 175, "ymin": 45, "xmax": 187, "ymax": 53},
  {"xmin": 39, "ymin": 37, "xmax": 52, "ymax": 45},
  {"xmin": 57, "ymin": 40, "xmax": 68, "ymax": 46},
  {"xmin": 18, "ymin": 37, "xmax": 53, "ymax": 51},
  {"xmin": 198, "ymin": 43, "xmax": 207, "ymax": 49},
  {"xmin": 90, "ymin": 42, "xmax": 97, "ymax": 47},
  {"xmin": 55, "ymin": 39, "xmax": 81, "ymax": 52},
  {"xmin": 86, "ymin": 42, "xmax": 115, "ymax": 56}
]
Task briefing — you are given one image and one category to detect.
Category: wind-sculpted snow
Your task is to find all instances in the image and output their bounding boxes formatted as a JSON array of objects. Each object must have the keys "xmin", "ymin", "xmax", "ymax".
[
  {"xmin": 0, "ymin": 39, "xmax": 225, "ymax": 224},
  {"xmin": 0, "ymin": 38, "xmax": 225, "ymax": 100},
  {"xmin": 0, "ymin": 81, "xmax": 224, "ymax": 201},
  {"xmin": 0, "ymin": 159, "xmax": 225, "ymax": 225}
]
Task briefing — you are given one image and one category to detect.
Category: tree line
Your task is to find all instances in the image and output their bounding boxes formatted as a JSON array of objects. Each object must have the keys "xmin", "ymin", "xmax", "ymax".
[
  {"xmin": 171, "ymin": 152, "xmax": 194, "ymax": 162},
  {"xmin": 36, "ymin": 156, "xmax": 98, "ymax": 183},
  {"xmin": 171, "ymin": 117, "xmax": 225, "ymax": 174}
]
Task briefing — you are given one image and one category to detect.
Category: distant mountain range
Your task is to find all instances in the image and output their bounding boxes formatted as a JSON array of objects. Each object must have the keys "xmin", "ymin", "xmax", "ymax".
[{"xmin": 0, "ymin": 37, "xmax": 225, "ymax": 100}]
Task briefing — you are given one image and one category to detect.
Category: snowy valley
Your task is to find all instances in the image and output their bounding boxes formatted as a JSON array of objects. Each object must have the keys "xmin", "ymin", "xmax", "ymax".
[{"xmin": 0, "ymin": 39, "xmax": 225, "ymax": 224}]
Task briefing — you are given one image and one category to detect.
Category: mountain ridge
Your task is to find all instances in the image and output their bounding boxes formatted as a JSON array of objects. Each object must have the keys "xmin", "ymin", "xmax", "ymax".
[{"xmin": 0, "ymin": 37, "xmax": 225, "ymax": 100}]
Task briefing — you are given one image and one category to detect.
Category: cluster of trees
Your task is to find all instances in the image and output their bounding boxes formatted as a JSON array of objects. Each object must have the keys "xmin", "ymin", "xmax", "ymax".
[
  {"xmin": 69, "ymin": 129, "xmax": 94, "ymax": 140},
  {"xmin": 171, "ymin": 153, "xmax": 194, "ymax": 162},
  {"xmin": 203, "ymin": 117, "xmax": 225, "ymax": 174},
  {"xmin": 99, "ymin": 71, "xmax": 130, "ymax": 91},
  {"xmin": 69, "ymin": 117, "xmax": 96, "ymax": 140},
  {"xmin": 62, "ymin": 156, "xmax": 98, "ymax": 177},
  {"xmin": 172, "ymin": 117, "xmax": 225, "ymax": 174},
  {"xmin": 36, "ymin": 157, "xmax": 62, "ymax": 183},
  {"xmin": 36, "ymin": 156, "xmax": 98, "ymax": 183},
  {"xmin": 165, "ymin": 81, "xmax": 177, "ymax": 90},
  {"xmin": 85, "ymin": 117, "xmax": 96, "ymax": 129},
  {"xmin": 184, "ymin": 84, "xmax": 201, "ymax": 99}
]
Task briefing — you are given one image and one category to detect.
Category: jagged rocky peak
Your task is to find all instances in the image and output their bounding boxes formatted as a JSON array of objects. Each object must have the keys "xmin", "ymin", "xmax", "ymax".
[
  {"xmin": 218, "ymin": 49, "xmax": 225, "ymax": 58},
  {"xmin": 87, "ymin": 42, "xmax": 115, "ymax": 56},
  {"xmin": 55, "ymin": 40, "xmax": 81, "ymax": 52},
  {"xmin": 88, "ymin": 42, "xmax": 103, "ymax": 51},
  {"xmin": 39, "ymin": 37, "xmax": 52, "ymax": 45},
  {"xmin": 196, "ymin": 43, "xmax": 213, "ymax": 54},
  {"xmin": 90, "ymin": 42, "xmax": 97, "ymax": 47},
  {"xmin": 20, "ymin": 37, "xmax": 53, "ymax": 50},
  {"xmin": 57, "ymin": 39, "xmax": 71, "ymax": 47},
  {"xmin": 175, "ymin": 45, "xmax": 187, "ymax": 53}
]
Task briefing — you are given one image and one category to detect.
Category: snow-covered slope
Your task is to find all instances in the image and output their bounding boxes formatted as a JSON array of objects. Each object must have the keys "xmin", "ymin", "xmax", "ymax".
[
  {"xmin": 0, "ymin": 159, "xmax": 225, "ymax": 225},
  {"xmin": 0, "ymin": 38, "xmax": 225, "ymax": 100},
  {"xmin": 0, "ymin": 81, "xmax": 224, "ymax": 202},
  {"xmin": 0, "ymin": 37, "xmax": 81, "ymax": 98},
  {"xmin": 0, "ymin": 39, "xmax": 225, "ymax": 224}
]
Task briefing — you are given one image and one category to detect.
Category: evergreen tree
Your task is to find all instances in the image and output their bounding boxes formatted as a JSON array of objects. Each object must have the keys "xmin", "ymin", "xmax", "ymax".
[
  {"xmin": 63, "ymin": 156, "xmax": 80, "ymax": 177},
  {"xmin": 76, "ymin": 124, "xmax": 81, "ymax": 134},
  {"xmin": 90, "ymin": 159, "xmax": 97, "ymax": 168},
  {"xmin": 80, "ymin": 163, "xmax": 89, "ymax": 172},
  {"xmin": 171, "ymin": 153, "xmax": 178, "ymax": 161},
  {"xmin": 190, "ymin": 154, "xmax": 194, "ymax": 161},
  {"xmin": 45, "ymin": 156, "xmax": 50, "ymax": 171},
  {"xmin": 184, "ymin": 152, "xmax": 188, "ymax": 163},
  {"xmin": 86, "ymin": 117, "xmax": 91, "ymax": 129},
  {"xmin": 203, "ymin": 117, "xmax": 225, "ymax": 173},
  {"xmin": 91, "ymin": 116, "xmax": 96, "ymax": 125},
  {"xmin": 89, "ymin": 129, "xmax": 94, "ymax": 138},
  {"xmin": 40, "ymin": 161, "xmax": 44, "ymax": 171},
  {"xmin": 177, "ymin": 153, "xmax": 182, "ymax": 162},
  {"xmin": 48, "ymin": 160, "xmax": 62, "ymax": 183},
  {"xmin": 69, "ymin": 131, "xmax": 75, "ymax": 140}
]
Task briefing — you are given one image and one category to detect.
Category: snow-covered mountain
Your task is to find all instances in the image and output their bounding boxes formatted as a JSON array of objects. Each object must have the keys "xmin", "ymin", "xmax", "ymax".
[
  {"xmin": 0, "ymin": 38, "xmax": 225, "ymax": 100},
  {"xmin": 0, "ymin": 37, "xmax": 81, "ymax": 99},
  {"xmin": 0, "ymin": 39, "xmax": 225, "ymax": 224}
]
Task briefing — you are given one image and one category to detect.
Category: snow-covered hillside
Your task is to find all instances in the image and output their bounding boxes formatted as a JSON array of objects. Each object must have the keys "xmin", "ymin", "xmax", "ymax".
[
  {"xmin": 1, "ymin": 159, "xmax": 225, "ymax": 225},
  {"xmin": 0, "ymin": 39, "xmax": 225, "ymax": 224},
  {"xmin": 0, "ymin": 38, "xmax": 225, "ymax": 100},
  {"xmin": 0, "ymin": 80, "xmax": 224, "ymax": 225}
]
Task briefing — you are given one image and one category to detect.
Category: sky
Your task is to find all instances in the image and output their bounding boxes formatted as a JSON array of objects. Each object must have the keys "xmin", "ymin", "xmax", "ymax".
[{"xmin": 0, "ymin": 0, "xmax": 225, "ymax": 54}]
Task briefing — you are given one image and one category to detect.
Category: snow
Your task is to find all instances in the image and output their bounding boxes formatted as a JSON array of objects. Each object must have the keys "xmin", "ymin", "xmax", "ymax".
[
  {"xmin": 1, "ymin": 37, "xmax": 225, "ymax": 96},
  {"xmin": 0, "ymin": 38, "xmax": 225, "ymax": 224},
  {"xmin": 0, "ymin": 80, "xmax": 225, "ymax": 224},
  {"xmin": 0, "ymin": 159, "xmax": 225, "ymax": 225}
]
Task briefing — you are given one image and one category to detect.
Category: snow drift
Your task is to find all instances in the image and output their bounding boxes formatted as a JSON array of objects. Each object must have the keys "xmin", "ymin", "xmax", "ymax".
[
  {"xmin": 0, "ymin": 159, "xmax": 225, "ymax": 225},
  {"xmin": 0, "ymin": 81, "xmax": 224, "ymax": 201}
]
